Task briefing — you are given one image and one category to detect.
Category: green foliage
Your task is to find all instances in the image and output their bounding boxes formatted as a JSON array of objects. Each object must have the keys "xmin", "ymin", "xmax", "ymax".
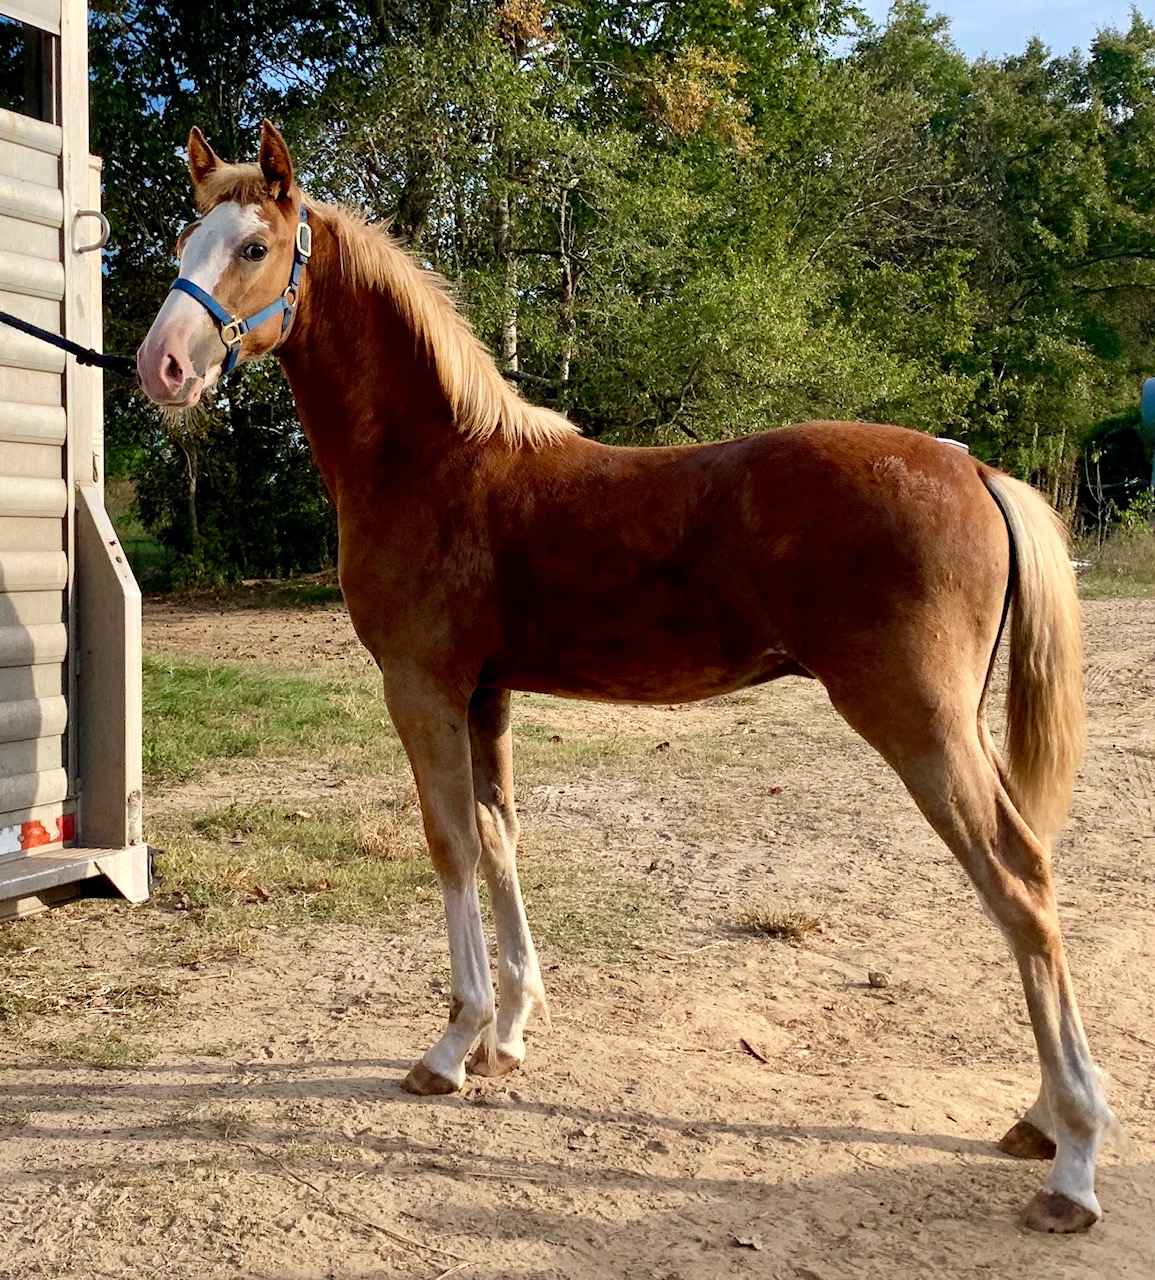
[
  {"xmin": 1113, "ymin": 489, "xmax": 1155, "ymax": 536},
  {"xmin": 93, "ymin": 1, "xmax": 1155, "ymax": 564},
  {"xmin": 91, "ymin": 0, "xmax": 351, "ymax": 582},
  {"xmin": 128, "ymin": 367, "xmax": 337, "ymax": 583},
  {"xmin": 1076, "ymin": 499, "xmax": 1155, "ymax": 597}
]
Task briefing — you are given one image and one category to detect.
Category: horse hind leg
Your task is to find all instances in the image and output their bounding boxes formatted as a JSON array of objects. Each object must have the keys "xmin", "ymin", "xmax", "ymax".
[
  {"xmin": 466, "ymin": 687, "xmax": 549, "ymax": 1078},
  {"xmin": 970, "ymin": 722, "xmax": 1061, "ymax": 1163},
  {"xmin": 921, "ymin": 746, "xmax": 1111, "ymax": 1229},
  {"xmin": 829, "ymin": 684, "xmax": 1113, "ymax": 1232},
  {"xmin": 975, "ymin": 715, "xmax": 1077, "ymax": 1167}
]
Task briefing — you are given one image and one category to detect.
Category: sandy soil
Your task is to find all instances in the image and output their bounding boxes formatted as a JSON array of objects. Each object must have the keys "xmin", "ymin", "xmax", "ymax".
[{"xmin": 1, "ymin": 596, "xmax": 1153, "ymax": 1279}]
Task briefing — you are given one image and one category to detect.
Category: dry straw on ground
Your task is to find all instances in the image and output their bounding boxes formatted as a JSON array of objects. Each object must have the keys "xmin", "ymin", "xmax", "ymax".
[{"xmin": 735, "ymin": 904, "xmax": 823, "ymax": 941}]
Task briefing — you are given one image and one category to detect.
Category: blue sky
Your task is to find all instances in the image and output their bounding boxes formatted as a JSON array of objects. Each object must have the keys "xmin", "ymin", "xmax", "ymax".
[{"xmin": 857, "ymin": 2, "xmax": 1150, "ymax": 60}]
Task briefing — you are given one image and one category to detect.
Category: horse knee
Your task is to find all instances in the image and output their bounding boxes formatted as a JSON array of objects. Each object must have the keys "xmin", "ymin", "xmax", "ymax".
[
  {"xmin": 426, "ymin": 829, "xmax": 483, "ymax": 888},
  {"xmin": 476, "ymin": 798, "xmax": 519, "ymax": 865}
]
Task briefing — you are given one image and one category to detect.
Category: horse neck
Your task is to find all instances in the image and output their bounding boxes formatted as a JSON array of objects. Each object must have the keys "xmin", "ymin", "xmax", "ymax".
[{"xmin": 276, "ymin": 216, "xmax": 455, "ymax": 501}]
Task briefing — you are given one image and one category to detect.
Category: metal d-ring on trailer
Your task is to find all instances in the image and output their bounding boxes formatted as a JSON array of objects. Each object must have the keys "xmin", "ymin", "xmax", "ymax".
[{"xmin": 0, "ymin": 0, "xmax": 146, "ymax": 919}]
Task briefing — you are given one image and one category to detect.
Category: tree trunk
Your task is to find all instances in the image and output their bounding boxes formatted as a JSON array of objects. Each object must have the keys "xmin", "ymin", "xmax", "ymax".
[
  {"xmin": 395, "ymin": 141, "xmax": 435, "ymax": 248},
  {"xmin": 558, "ymin": 181, "xmax": 579, "ymax": 386},
  {"xmin": 493, "ymin": 172, "xmax": 519, "ymax": 372},
  {"xmin": 179, "ymin": 440, "xmax": 200, "ymax": 555}
]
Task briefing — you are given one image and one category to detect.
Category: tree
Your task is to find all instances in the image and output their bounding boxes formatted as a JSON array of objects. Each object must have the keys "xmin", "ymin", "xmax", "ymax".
[
  {"xmin": 91, "ymin": 1, "xmax": 1155, "ymax": 575},
  {"xmin": 90, "ymin": 0, "xmax": 359, "ymax": 577}
]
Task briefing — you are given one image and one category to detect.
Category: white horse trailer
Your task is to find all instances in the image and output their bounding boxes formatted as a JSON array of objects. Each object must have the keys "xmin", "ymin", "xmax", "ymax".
[{"xmin": 0, "ymin": 0, "xmax": 146, "ymax": 918}]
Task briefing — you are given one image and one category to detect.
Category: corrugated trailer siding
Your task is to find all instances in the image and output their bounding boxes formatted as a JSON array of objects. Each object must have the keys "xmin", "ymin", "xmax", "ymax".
[
  {"xmin": 1, "ymin": 2, "xmax": 61, "ymax": 36},
  {"xmin": 0, "ymin": 107, "xmax": 69, "ymax": 834}
]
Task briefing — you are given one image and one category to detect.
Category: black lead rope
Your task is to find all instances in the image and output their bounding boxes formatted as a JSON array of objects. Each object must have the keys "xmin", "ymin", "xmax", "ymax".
[{"xmin": 0, "ymin": 307, "xmax": 138, "ymax": 377}]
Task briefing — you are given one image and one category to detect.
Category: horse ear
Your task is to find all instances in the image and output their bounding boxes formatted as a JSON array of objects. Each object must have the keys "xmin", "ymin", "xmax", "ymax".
[
  {"xmin": 188, "ymin": 127, "xmax": 222, "ymax": 186},
  {"xmin": 259, "ymin": 119, "xmax": 294, "ymax": 200}
]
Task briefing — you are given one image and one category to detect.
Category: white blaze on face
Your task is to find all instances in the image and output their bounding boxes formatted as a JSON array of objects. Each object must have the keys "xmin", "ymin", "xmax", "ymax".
[
  {"xmin": 183, "ymin": 201, "xmax": 266, "ymax": 282},
  {"xmin": 137, "ymin": 202, "xmax": 268, "ymax": 404}
]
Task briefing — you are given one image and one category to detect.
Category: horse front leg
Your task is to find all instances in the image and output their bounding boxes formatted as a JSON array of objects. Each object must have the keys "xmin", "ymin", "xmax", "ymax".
[
  {"xmin": 466, "ymin": 687, "xmax": 549, "ymax": 1078},
  {"xmin": 384, "ymin": 672, "xmax": 495, "ymax": 1096}
]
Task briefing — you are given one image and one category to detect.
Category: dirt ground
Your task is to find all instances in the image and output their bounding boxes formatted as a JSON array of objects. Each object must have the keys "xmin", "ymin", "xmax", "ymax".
[{"xmin": 2, "ymin": 596, "xmax": 1153, "ymax": 1279}]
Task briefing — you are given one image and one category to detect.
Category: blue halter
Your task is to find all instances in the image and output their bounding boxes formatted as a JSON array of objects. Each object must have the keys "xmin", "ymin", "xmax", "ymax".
[{"xmin": 168, "ymin": 203, "xmax": 312, "ymax": 376}]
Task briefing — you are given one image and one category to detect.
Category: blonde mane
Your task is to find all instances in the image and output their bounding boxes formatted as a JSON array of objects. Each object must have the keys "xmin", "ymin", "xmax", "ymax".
[
  {"xmin": 322, "ymin": 204, "xmax": 578, "ymax": 448},
  {"xmin": 196, "ymin": 164, "xmax": 577, "ymax": 449}
]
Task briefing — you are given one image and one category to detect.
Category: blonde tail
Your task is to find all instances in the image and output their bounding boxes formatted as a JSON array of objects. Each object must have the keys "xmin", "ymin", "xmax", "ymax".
[{"xmin": 983, "ymin": 471, "xmax": 1085, "ymax": 841}]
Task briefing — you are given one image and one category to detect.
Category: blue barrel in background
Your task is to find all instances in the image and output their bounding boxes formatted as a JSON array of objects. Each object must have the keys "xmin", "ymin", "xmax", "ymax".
[
  {"xmin": 1142, "ymin": 378, "xmax": 1155, "ymax": 489},
  {"xmin": 1141, "ymin": 378, "xmax": 1155, "ymax": 442}
]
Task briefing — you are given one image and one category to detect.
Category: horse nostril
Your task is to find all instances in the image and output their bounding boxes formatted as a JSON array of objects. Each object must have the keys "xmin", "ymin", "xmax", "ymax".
[{"xmin": 163, "ymin": 352, "xmax": 184, "ymax": 387}]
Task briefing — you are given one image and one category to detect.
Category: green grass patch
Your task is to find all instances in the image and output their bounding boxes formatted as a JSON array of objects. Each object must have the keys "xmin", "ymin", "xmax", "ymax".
[
  {"xmin": 148, "ymin": 799, "xmax": 440, "ymax": 934},
  {"xmin": 0, "ymin": 990, "xmax": 38, "ymax": 1025},
  {"xmin": 0, "ymin": 916, "xmax": 44, "ymax": 957},
  {"xmin": 511, "ymin": 701, "xmax": 733, "ymax": 784},
  {"xmin": 138, "ymin": 657, "xmax": 675, "ymax": 962},
  {"xmin": 145, "ymin": 795, "xmax": 660, "ymax": 960},
  {"xmin": 0, "ymin": 904, "xmax": 176, "ymax": 1029},
  {"xmin": 143, "ymin": 653, "xmax": 403, "ymax": 785},
  {"xmin": 513, "ymin": 716, "xmax": 657, "ymax": 779},
  {"xmin": 142, "ymin": 654, "xmax": 677, "ymax": 789},
  {"xmin": 44, "ymin": 1032, "xmax": 156, "ymax": 1068},
  {"xmin": 0, "ymin": 958, "xmax": 176, "ymax": 1028},
  {"xmin": 514, "ymin": 848, "xmax": 658, "ymax": 961},
  {"xmin": 1079, "ymin": 574, "xmax": 1155, "ymax": 599}
]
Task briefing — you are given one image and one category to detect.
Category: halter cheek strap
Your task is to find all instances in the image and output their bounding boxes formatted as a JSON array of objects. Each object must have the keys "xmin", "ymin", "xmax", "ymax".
[{"xmin": 168, "ymin": 203, "xmax": 312, "ymax": 376}]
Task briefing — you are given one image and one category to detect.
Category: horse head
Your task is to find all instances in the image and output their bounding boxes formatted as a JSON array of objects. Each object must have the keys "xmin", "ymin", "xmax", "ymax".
[{"xmin": 137, "ymin": 121, "xmax": 309, "ymax": 407}]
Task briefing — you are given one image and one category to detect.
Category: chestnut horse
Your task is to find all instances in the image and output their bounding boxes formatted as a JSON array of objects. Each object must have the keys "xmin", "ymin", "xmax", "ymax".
[{"xmin": 137, "ymin": 122, "xmax": 1115, "ymax": 1232}]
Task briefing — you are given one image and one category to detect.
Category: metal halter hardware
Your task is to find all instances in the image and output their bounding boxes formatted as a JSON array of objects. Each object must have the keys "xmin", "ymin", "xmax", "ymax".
[{"xmin": 168, "ymin": 204, "xmax": 312, "ymax": 376}]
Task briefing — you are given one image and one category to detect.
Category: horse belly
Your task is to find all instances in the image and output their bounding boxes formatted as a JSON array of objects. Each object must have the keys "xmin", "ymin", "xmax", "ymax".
[
  {"xmin": 506, "ymin": 658, "xmax": 804, "ymax": 704},
  {"xmin": 493, "ymin": 582, "xmax": 803, "ymax": 703}
]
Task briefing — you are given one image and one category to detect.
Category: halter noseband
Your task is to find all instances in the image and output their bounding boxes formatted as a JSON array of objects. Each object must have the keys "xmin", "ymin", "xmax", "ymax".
[{"xmin": 168, "ymin": 203, "xmax": 312, "ymax": 376}]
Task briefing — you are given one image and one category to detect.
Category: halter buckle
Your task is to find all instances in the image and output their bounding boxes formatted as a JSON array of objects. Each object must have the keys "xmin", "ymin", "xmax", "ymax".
[
  {"xmin": 220, "ymin": 319, "xmax": 243, "ymax": 347},
  {"xmin": 295, "ymin": 220, "xmax": 313, "ymax": 259}
]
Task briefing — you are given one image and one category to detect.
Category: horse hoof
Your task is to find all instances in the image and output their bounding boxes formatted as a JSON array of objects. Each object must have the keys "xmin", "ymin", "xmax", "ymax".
[
  {"xmin": 1023, "ymin": 1190, "xmax": 1099, "ymax": 1234},
  {"xmin": 401, "ymin": 1061, "xmax": 460, "ymax": 1096},
  {"xmin": 466, "ymin": 1044, "xmax": 522, "ymax": 1078},
  {"xmin": 998, "ymin": 1119, "xmax": 1057, "ymax": 1161}
]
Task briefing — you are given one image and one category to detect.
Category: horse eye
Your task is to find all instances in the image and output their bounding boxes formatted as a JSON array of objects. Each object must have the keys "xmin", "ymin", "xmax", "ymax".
[{"xmin": 242, "ymin": 243, "xmax": 268, "ymax": 262}]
